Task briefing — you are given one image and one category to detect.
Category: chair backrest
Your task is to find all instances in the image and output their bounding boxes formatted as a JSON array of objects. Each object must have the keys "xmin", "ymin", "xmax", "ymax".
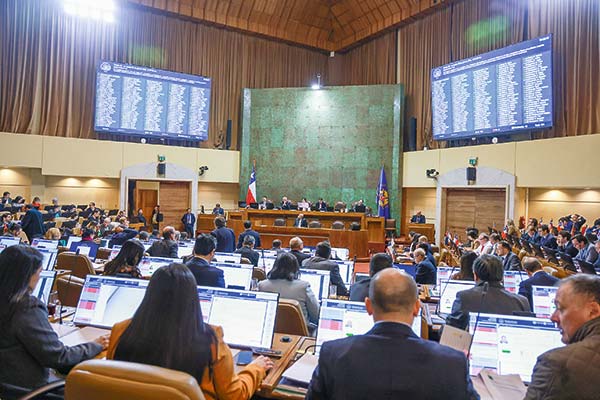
[
  {"xmin": 308, "ymin": 220, "xmax": 321, "ymax": 229},
  {"xmin": 274, "ymin": 299, "xmax": 309, "ymax": 336},
  {"xmin": 385, "ymin": 219, "xmax": 396, "ymax": 229},
  {"xmin": 274, "ymin": 218, "xmax": 286, "ymax": 226},
  {"xmin": 331, "ymin": 221, "xmax": 345, "ymax": 230},
  {"xmin": 57, "ymin": 252, "xmax": 95, "ymax": 279},
  {"xmin": 56, "ymin": 275, "xmax": 85, "ymax": 307},
  {"xmin": 518, "ymin": 249, "xmax": 528, "ymax": 260},
  {"xmin": 252, "ymin": 267, "xmax": 267, "ymax": 281},
  {"xmin": 65, "ymin": 359, "xmax": 205, "ymax": 400},
  {"xmin": 334, "ymin": 202, "xmax": 346, "ymax": 211},
  {"xmin": 95, "ymin": 247, "xmax": 112, "ymax": 261}
]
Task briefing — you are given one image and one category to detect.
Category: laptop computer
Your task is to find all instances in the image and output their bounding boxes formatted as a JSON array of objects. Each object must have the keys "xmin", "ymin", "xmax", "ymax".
[
  {"xmin": 39, "ymin": 248, "xmax": 58, "ymax": 271},
  {"xmin": 299, "ymin": 268, "xmax": 331, "ymax": 300},
  {"xmin": 332, "ymin": 260, "xmax": 354, "ymax": 284},
  {"xmin": 214, "ymin": 252, "xmax": 242, "ymax": 264},
  {"xmin": 503, "ymin": 271, "xmax": 529, "ymax": 294},
  {"xmin": 66, "ymin": 235, "xmax": 82, "ymax": 249},
  {"xmin": 437, "ymin": 280, "xmax": 476, "ymax": 317},
  {"xmin": 138, "ymin": 256, "xmax": 183, "ymax": 277},
  {"xmin": 0, "ymin": 236, "xmax": 20, "ymax": 247},
  {"xmin": 32, "ymin": 270, "xmax": 57, "ymax": 303},
  {"xmin": 261, "ymin": 256, "xmax": 277, "ymax": 274},
  {"xmin": 31, "ymin": 238, "xmax": 59, "ymax": 250},
  {"xmin": 212, "ymin": 262, "xmax": 254, "ymax": 290},
  {"xmin": 573, "ymin": 259, "xmax": 598, "ymax": 275},
  {"xmin": 394, "ymin": 263, "xmax": 417, "ymax": 278},
  {"xmin": 69, "ymin": 241, "xmax": 100, "ymax": 261},
  {"xmin": 531, "ymin": 285, "xmax": 558, "ymax": 318}
]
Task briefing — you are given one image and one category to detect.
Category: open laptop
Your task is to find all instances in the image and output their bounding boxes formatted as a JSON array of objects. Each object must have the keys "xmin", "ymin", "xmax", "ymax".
[
  {"xmin": 437, "ymin": 280, "xmax": 476, "ymax": 317},
  {"xmin": 31, "ymin": 238, "xmax": 59, "ymax": 250},
  {"xmin": 354, "ymin": 272, "xmax": 369, "ymax": 283},
  {"xmin": 299, "ymin": 268, "xmax": 331, "ymax": 300},
  {"xmin": 531, "ymin": 285, "xmax": 558, "ymax": 318},
  {"xmin": 331, "ymin": 248, "xmax": 350, "ymax": 261},
  {"xmin": 73, "ymin": 275, "xmax": 150, "ymax": 328},
  {"xmin": 108, "ymin": 246, "xmax": 121, "ymax": 261},
  {"xmin": 261, "ymin": 257, "xmax": 277, "ymax": 274},
  {"xmin": 214, "ymin": 252, "xmax": 242, "ymax": 264},
  {"xmin": 468, "ymin": 313, "xmax": 563, "ymax": 383},
  {"xmin": 69, "ymin": 240, "xmax": 100, "ymax": 261},
  {"xmin": 197, "ymin": 286, "xmax": 279, "ymax": 350},
  {"xmin": 177, "ymin": 244, "xmax": 194, "ymax": 258},
  {"xmin": 503, "ymin": 271, "xmax": 529, "ymax": 294},
  {"xmin": 332, "ymin": 260, "xmax": 354, "ymax": 285},
  {"xmin": 573, "ymin": 259, "xmax": 598, "ymax": 275},
  {"xmin": 32, "ymin": 270, "xmax": 57, "ymax": 303},
  {"xmin": 212, "ymin": 262, "xmax": 254, "ymax": 290},
  {"xmin": 139, "ymin": 256, "xmax": 183, "ymax": 277},
  {"xmin": 66, "ymin": 236, "xmax": 82, "ymax": 249},
  {"xmin": 39, "ymin": 248, "xmax": 58, "ymax": 271},
  {"xmin": 0, "ymin": 236, "xmax": 20, "ymax": 247},
  {"xmin": 394, "ymin": 263, "xmax": 417, "ymax": 279}
]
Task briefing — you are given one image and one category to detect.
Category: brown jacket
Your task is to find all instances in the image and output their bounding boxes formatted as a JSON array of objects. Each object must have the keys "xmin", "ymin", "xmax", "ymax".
[
  {"xmin": 107, "ymin": 320, "xmax": 265, "ymax": 400},
  {"xmin": 525, "ymin": 316, "xmax": 600, "ymax": 399}
]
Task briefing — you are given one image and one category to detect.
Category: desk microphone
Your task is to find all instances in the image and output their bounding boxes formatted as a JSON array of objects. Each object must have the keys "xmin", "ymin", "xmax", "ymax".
[
  {"xmin": 435, "ymin": 263, "xmax": 458, "ymax": 315},
  {"xmin": 261, "ymin": 248, "xmax": 266, "ymax": 271},
  {"xmin": 467, "ymin": 281, "xmax": 489, "ymax": 358}
]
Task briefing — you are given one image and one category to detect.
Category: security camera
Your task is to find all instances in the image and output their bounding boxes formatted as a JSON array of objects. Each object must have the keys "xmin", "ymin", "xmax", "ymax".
[
  {"xmin": 199, "ymin": 166, "xmax": 209, "ymax": 176},
  {"xmin": 426, "ymin": 169, "xmax": 439, "ymax": 179}
]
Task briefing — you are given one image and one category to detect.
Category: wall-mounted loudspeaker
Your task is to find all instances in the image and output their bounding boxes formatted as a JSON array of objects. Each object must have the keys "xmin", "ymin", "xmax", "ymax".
[
  {"xmin": 466, "ymin": 167, "xmax": 476, "ymax": 182},
  {"xmin": 225, "ymin": 119, "xmax": 232, "ymax": 150},
  {"xmin": 408, "ymin": 117, "xmax": 417, "ymax": 152},
  {"xmin": 157, "ymin": 163, "xmax": 166, "ymax": 176}
]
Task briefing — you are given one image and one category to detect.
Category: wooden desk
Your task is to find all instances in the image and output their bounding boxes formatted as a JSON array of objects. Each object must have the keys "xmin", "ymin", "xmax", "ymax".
[
  {"xmin": 269, "ymin": 336, "xmax": 316, "ymax": 400},
  {"xmin": 406, "ymin": 223, "xmax": 435, "ymax": 241}
]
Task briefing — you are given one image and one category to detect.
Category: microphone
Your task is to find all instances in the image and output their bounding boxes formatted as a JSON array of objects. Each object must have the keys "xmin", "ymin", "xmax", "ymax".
[
  {"xmin": 261, "ymin": 248, "xmax": 266, "ymax": 271},
  {"xmin": 467, "ymin": 281, "xmax": 489, "ymax": 358},
  {"xmin": 59, "ymin": 273, "xmax": 73, "ymax": 325},
  {"xmin": 434, "ymin": 263, "xmax": 459, "ymax": 315}
]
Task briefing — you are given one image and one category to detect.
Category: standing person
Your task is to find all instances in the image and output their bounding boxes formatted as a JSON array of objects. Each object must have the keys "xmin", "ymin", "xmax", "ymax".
[
  {"xmin": 181, "ymin": 208, "xmax": 196, "ymax": 238},
  {"xmin": 21, "ymin": 200, "xmax": 44, "ymax": 242},
  {"xmin": 136, "ymin": 208, "xmax": 147, "ymax": 229},
  {"xmin": 106, "ymin": 263, "xmax": 273, "ymax": 399},
  {"xmin": 212, "ymin": 203, "xmax": 225, "ymax": 215},
  {"xmin": 237, "ymin": 220, "xmax": 261, "ymax": 249},
  {"xmin": 151, "ymin": 205, "xmax": 162, "ymax": 231},
  {"xmin": 211, "ymin": 217, "xmax": 235, "ymax": 253}
]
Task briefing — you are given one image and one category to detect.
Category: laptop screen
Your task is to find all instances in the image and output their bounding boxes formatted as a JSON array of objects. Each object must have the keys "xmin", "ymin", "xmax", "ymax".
[
  {"xmin": 73, "ymin": 276, "xmax": 149, "ymax": 328},
  {"xmin": 0, "ymin": 236, "xmax": 20, "ymax": 247},
  {"xmin": 532, "ymin": 285, "xmax": 558, "ymax": 318},
  {"xmin": 32, "ymin": 270, "xmax": 57, "ymax": 303},
  {"xmin": 469, "ymin": 313, "xmax": 563, "ymax": 383},
  {"xmin": 436, "ymin": 266, "xmax": 454, "ymax": 289},
  {"xmin": 69, "ymin": 241, "xmax": 100, "ymax": 261},
  {"xmin": 177, "ymin": 244, "xmax": 194, "ymax": 258},
  {"xmin": 197, "ymin": 286, "xmax": 279, "ymax": 349},
  {"xmin": 394, "ymin": 263, "xmax": 417, "ymax": 278},
  {"xmin": 139, "ymin": 256, "xmax": 183, "ymax": 277},
  {"xmin": 212, "ymin": 263, "xmax": 254, "ymax": 290},
  {"xmin": 332, "ymin": 260, "xmax": 354, "ymax": 284},
  {"xmin": 214, "ymin": 252, "xmax": 242, "ymax": 264},
  {"xmin": 66, "ymin": 236, "xmax": 82, "ymax": 249},
  {"xmin": 299, "ymin": 268, "xmax": 331, "ymax": 300},
  {"xmin": 438, "ymin": 280, "xmax": 476, "ymax": 315},
  {"xmin": 31, "ymin": 239, "xmax": 59, "ymax": 250},
  {"xmin": 503, "ymin": 271, "xmax": 529, "ymax": 293},
  {"xmin": 331, "ymin": 247, "xmax": 350, "ymax": 261},
  {"xmin": 108, "ymin": 246, "xmax": 121, "ymax": 261},
  {"xmin": 39, "ymin": 248, "xmax": 58, "ymax": 271}
]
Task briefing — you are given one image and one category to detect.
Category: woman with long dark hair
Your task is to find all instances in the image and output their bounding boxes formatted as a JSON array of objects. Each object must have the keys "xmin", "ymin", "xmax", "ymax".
[
  {"xmin": 103, "ymin": 239, "xmax": 145, "ymax": 278},
  {"xmin": 451, "ymin": 251, "xmax": 477, "ymax": 281},
  {"xmin": 0, "ymin": 245, "xmax": 108, "ymax": 390},
  {"xmin": 258, "ymin": 252, "xmax": 320, "ymax": 326},
  {"xmin": 107, "ymin": 263, "xmax": 273, "ymax": 399}
]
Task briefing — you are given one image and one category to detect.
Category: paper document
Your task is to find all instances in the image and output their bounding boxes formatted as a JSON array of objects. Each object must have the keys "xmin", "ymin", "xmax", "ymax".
[
  {"xmin": 51, "ymin": 323, "xmax": 79, "ymax": 338},
  {"xmin": 479, "ymin": 369, "xmax": 527, "ymax": 400},
  {"xmin": 60, "ymin": 327, "xmax": 110, "ymax": 347},
  {"xmin": 440, "ymin": 324, "xmax": 472, "ymax": 356},
  {"xmin": 282, "ymin": 353, "xmax": 318, "ymax": 384},
  {"xmin": 471, "ymin": 375, "xmax": 494, "ymax": 400}
]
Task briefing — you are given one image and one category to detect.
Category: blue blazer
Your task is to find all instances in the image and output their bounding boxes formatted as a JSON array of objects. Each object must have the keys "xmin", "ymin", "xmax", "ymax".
[
  {"xmin": 186, "ymin": 257, "xmax": 225, "ymax": 288},
  {"xmin": 307, "ymin": 322, "xmax": 478, "ymax": 400},
  {"xmin": 539, "ymin": 234, "xmax": 558, "ymax": 249},
  {"xmin": 211, "ymin": 227, "xmax": 236, "ymax": 253},
  {"xmin": 415, "ymin": 260, "xmax": 436, "ymax": 285},
  {"xmin": 21, "ymin": 208, "xmax": 44, "ymax": 241},
  {"xmin": 518, "ymin": 271, "xmax": 559, "ymax": 310}
]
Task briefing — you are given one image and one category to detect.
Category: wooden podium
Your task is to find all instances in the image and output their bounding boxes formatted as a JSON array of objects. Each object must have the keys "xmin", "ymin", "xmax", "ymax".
[{"xmin": 406, "ymin": 223, "xmax": 435, "ymax": 241}]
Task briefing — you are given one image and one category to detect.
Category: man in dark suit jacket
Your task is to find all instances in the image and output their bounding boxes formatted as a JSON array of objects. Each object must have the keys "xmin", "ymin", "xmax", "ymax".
[
  {"xmin": 539, "ymin": 224, "xmax": 558, "ymax": 249},
  {"xmin": 302, "ymin": 241, "xmax": 348, "ymax": 296},
  {"xmin": 21, "ymin": 202, "xmax": 44, "ymax": 242},
  {"xmin": 349, "ymin": 253, "xmax": 392, "ymax": 302},
  {"xmin": 449, "ymin": 254, "xmax": 530, "ymax": 328},
  {"xmin": 557, "ymin": 230, "xmax": 579, "ymax": 257},
  {"xmin": 413, "ymin": 248, "xmax": 436, "ymax": 285},
  {"xmin": 289, "ymin": 236, "xmax": 310, "ymax": 266},
  {"xmin": 181, "ymin": 208, "xmax": 196, "ymax": 238},
  {"xmin": 147, "ymin": 226, "xmax": 179, "ymax": 258},
  {"xmin": 518, "ymin": 257, "xmax": 559, "ymax": 310},
  {"xmin": 211, "ymin": 216, "xmax": 235, "ymax": 253},
  {"xmin": 212, "ymin": 203, "xmax": 224, "ymax": 215},
  {"xmin": 315, "ymin": 198, "xmax": 327, "ymax": 211},
  {"xmin": 410, "ymin": 211, "xmax": 426, "ymax": 224},
  {"xmin": 108, "ymin": 226, "xmax": 138, "ymax": 248},
  {"xmin": 307, "ymin": 268, "xmax": 478, "ymax": 400},
  {"xmin": 280, "ymin": 196, "xmax": 292, "ymax": 210},
  {"xmin": 234, "ymin": 235, "xmax": 260, "ymax": 266},
  {"xmin": 185, "ymin": 234, "xmax": 225, "ymax": 288},
  {"xmin": 293, "ymin": 213, "xmax": 308, "ymax": 228},
  {"xmin": 237, "ymin": 220, "xmax": 261, "ymax": 249},
  {"xmin": 497, "ymin": 240, "xmax": 522, "ymax": 271}
]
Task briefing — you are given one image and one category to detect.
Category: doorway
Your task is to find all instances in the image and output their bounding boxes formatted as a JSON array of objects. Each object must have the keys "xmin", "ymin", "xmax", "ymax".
[{"xmin": 135, "ymin": 188, "xmax": 158, "ymax": 231}]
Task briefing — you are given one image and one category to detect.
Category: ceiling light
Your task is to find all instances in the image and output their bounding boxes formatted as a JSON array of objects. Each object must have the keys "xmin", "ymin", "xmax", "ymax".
[{"xmin": 63, "ymin": 0, "xmax": 116, "ymax": 23}]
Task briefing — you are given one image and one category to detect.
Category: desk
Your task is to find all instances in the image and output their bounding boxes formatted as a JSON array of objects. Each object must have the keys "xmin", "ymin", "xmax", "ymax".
[
  {"xmin": 269, "ymin": 336, "xmax": 316, "ymax": 399},
  {"xmin": 406, "ymin": 223, "xmax": 435, "ymax": 241}
]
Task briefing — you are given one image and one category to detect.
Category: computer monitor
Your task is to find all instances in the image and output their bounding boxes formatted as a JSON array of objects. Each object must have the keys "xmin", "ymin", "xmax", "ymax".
[
  {"xmin": 73, "ymin": 275, "xmax": 149, "ymax": 328},
  {"xmin": 436, "ymin": 266, "xmax": 455, "ymax": 290},
  {"xmin": 299, "ymin": 268, "xmax": 331, "ymax": 300},
  {"xmin": 69, "ymin": 241, "xmax": 100, "ymax": 261},
  {"xmin": 330, "ymin": 248, "xmax": 350, "ymax": 261},
  {"xmin": 503, "ymin": 271, "xmax": 529, "ymax": 293},
  {"xmin": 469, "ymin": 313, "xmax": 563, "ymax": 383},
  {"xmin": 177, "ymin": 244, "xmax": 194, "ymax": 259},
  {"xmin": 197, "ymin": 286, "xmax": 279, "ymax": 349},
  {"xmin": 212, "ymin": 263, "xmax": 253, "ymax": 290},
  {"xmin": 260, "ymin": 250, "xmax": 278, "ymax": 258},
  {"xmin": 31, "ymin": 238, "xmax": 59, "ymax": 250},
  {"xmin": 438, "ymin": 280, "xmax": 476, "ymax": 315},
  {"xmin": 32, "ymin": 270, "xmax": 57, "ymax": 304},
  {"xmin": 316, "ymin": 300, "xmax": 373, "ymax": 351},
  {"xmin": 262, "ymin": 257, "xmax": 277, "ymax": 274},
  {"xmin": 138, "ymin": 256, "xmax": 183, "ymax": 277},
  {"xmin": 354, "ymin": 273, "xmax": 369, "ymax": 283},
  {"xmin": 66, "ymin": 236, "xmax": 82, "ymax": 249},
  {"xmin": 139, "ymin": 241, "xmax": 154, "ymax": 251},
  {"xmin": 214, "ymin": 252, "xmax": 241, "ymax": 264},
  {"xmin": 332, "ymin": 260, "xmax": 354, "ymax": 284},
  {"xmin": 0, "ymin": 244, "xmax": 6, "ymax": 253},
  {"xmin": 532, "ymin": 285, "xmax": 558, "ymax": 318},
  {"xmin": 108, "ymin": 245, "xmax": 121, "ymax": 261},
  {"xmin": 39, "ymin": 248, "xmax": 58, "ymax": 271},
  {"xmin": 573, "ymin": 259, "xmax": 598, "ymax": 275},
  {"xmin": 394, "ymin": 263, "xmax": 417, "ymax": 278},
  {"xmin": 0, "ymin": 236, "xmax": 20, "ymax": 247}
]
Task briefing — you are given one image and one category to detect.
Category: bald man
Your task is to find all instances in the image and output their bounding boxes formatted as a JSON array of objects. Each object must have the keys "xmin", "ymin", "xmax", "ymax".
[{"xmin": 307, "ymin": 269, "xmax": 478, "ymax": 400}]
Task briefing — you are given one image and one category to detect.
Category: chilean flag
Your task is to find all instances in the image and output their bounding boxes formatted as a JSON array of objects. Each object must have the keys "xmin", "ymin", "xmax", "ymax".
[{"xmin": 246, "ymin": 164, "xmax": 257, "ymax": 205}]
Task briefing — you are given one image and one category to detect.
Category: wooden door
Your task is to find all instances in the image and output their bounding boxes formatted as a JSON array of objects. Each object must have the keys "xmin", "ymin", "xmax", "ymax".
[
  {"xmin": 159, "ymin": 181, "xmax": 191, "ymax": 231},
  {"xmin": 135, "ymin": 189, "xmax": 158, "ymax": 231},
  {"xmin": 444, "ymin": 188, "xmax": 506, "ymax": 241}
]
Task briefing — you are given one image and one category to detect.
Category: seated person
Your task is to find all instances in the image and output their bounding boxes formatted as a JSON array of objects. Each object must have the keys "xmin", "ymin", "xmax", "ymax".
[
  {"xmin": 147, "ymin": 226, "xmax": 179, "ymax": 258},
  {"xmin": 186, "ymin": 234, "xmax": 225, "ymax": 288},
  {"xmin": 258, "ymin": 196, "xmax": 272, "ymax": 210},
  {"xmin": 289, "ymin": 236, "xmax": 310, "ymax": 266},
  {"xmin": 0, "ymin": 245, "xmax": 108, "ymax": 390},
  {"xmin": 44, "ymin": 227, "xmax": 61, "ymax": 241},
  {"xmin": 450, "ymin": 251, "xmax": 477, "ymax": 281},
  {"xmin": 302, "ymin": 241, "xmax": 348, "ymax": 296},
  {"xmin": 212, "ymin": 203, "xmax": 225, "ymax": 215},
  {"xmin": 523, "ymin": 225, "xmax": 540, "ymax": 244},
  {"xmin": 315, "ymin": 198, "xmax": 327, "ymax": 211},
  {"xmin": 525, "ymin": 274, "xmax": 600, "ymax": 400},
  {"xmin": 410, "ymin": 211, "xmax": 426, "ymax": 224},
  {"xmin": 271, "ymin": 239, "xmax": 282, "ymax": 251},
  {"xmin": 449, "ymin": 254, "xmax": 530, "ymax": 328},
  {"xmin": 234, "ymin": 236, "xmax": 260, "ymax": 267},
  {"xmin": 518, "ymin": 257, "xmax": 559, "ymax": 310},
  {"xmin": 258, "ymin": 252, "xmax": 319, "ymax": 327},
  {"xmin": 107, "ymin": 263, "xmax": 273, "ymax": 399},
  {"xmin": 103, "ymin": 239, "xmax": 145, "ymax": 278},
  {"xmin": 539, "ymin": 224, "xmax": 558, "ymax": 249},
  {"xmin": 413, "ymin": 248, "xmax": 436, "ymax": 285},
  {"xmin": 307, "ymin": 268, "xmax": 478, "ymax": 400},
  {"xmin": 474, "ymin": 233, "xmax": 493, "ymax": 256},
  {"xmin": 353, "ymin": 199, "xmax": 366, "ymax": 213},
  {"xmin": 557, "ymin": 230, "xmax": 579, "ymax": 257},
  {"xmin": 417, "ymin": 242, "xmax": 436, "ymax": 267},
  {"xmin": 349, "ymin": 253, "xmax": 393, "ymax": 302},
  {"xmin": 237, "ymin": 220, "xmax": 261, "ymax": 249},
  {"xmin": 211, "ymin": 217, "xmax": 236, "ymax": 253},
  {"xmin": 572, "ymin": 234, "xmax": 599, "ymax": 264},
  {"xmin": 496, "ymin": 240, "xmax": 522, "ymax": 271},
  {"xmin": 108, "ymin": 224, "xmax": 138, "ymax": 248},
  {"xmin": 293, "ymin": 213, "xmax": 308, "ymax": 228},
  {"xmin": 280, "ymin": 196, "xmax": 292, "ymax": 210}
]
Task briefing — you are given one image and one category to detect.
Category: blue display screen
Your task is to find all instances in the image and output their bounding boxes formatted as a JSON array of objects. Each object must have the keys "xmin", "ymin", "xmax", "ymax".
[
  {"xmin": 431, "ymin": 35, "xmax": 553, "ymax": 140},
  {"xmin": 94, "ymin": 61, "xmax": 211, "ymax": 141}
]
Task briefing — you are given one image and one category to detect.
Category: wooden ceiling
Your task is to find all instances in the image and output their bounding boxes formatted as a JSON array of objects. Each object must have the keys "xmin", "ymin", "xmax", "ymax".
[{"xmin": 126, "ymin": 0, "xmax": 449, "ymax": 51}]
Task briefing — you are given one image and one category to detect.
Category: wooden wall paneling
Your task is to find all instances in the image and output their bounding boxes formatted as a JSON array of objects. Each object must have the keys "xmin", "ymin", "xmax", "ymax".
[
  {"xmin": 159, "ymin": 181, "xmax": 191, "ymax": 232},
  {"xmin": 444, "ymin": 189, "xmax": 506, "ymax": 241}
]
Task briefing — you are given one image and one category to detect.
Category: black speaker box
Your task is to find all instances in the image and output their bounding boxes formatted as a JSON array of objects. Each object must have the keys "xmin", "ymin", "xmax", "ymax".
[
  {"xmin": 225, "ymin": 119, "xmax": 232, "ymax": 150},
  {"xmin": 467, "ymin": 167, "xmax": 477, "ymax": 181},
  {"xmin": 157, "ymin": 163, "xmax": 166, "ymax": 176},
  {"xmin": 408, "ymin": 117, "xmax": 417, "ymax": 151}
]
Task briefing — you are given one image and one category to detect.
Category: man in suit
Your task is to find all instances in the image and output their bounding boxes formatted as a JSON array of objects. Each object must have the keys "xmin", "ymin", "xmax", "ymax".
[
  {"xmin": 258, "ymin": 196, "xmax": 272, "ymax": 210},
  {"xmin": 211, "ymin": 216, "xmax": 235, "ymax": 253},
  {"xmin": 147, "ymin": 226, "xmax": 179, "ymax": 258},
  {"xmin": 410, "ymin": 211, "xmax": 426, "ymax": 224},
  {"xmin": 281, "ymin": 196, "xmax": 292, "ymax": 210},
  {"xmin": 475, "ymin": 233, "xmax": 493, "ymax": 256},
  {"xmin": 573, "ymin": 234, "xmax": 599, "ymax": 264},
  {"xmin": 211, "ymin": 203, "xmax": 224, "ymax": 215},
  {"xmin": 21, "ymin": 201, "xmax": 44, "ymax": 242},
  {"xmin": 449, "ymin": 254, "xmax": 530, "ymax": 328},
  {"xmin": 496, "ymin": 240, "xmax": 522, "ymax": 271},
  {"xmin": 289, "ymin": 236, "xmax": 310, "ymax": 266},
  {"xmin": 234, "ymin": 235, "xmax": 260, "ymax": 266},
  {"xmin": 518, "ymin": 257, "xmax": 559, "ymax": 310},
  {"xmin": 302, "ymin": 241, "xmax": 348, "ymax": 296},
  {"xmin": 186, "ymin": 233, "xmax": 225, "ymax": 288},
  {"xmin": 557, "ymin": 230, "xmax": 579, "ymax": 257},
  {"xmin": 353, "ymin": 199, "xmax": 366, "ymax": 213},
  {"xmin": 108, "ymin": 225, "xmax": 138, "ymax": 248},
  {"xmin": 307, "ymin": 268, "xmax": 478, "ymax": 400},
  {"xmin": 136, "ymin": 208, "xmax": 147, "ymax": 228},
  {"xmin": 181, "ymin": 208, "xmax": 196, "ymax": 238},
  {"xmin": 293, "ymin": 213, "xmax": 308, "ymax": 228},
  {"xmin": 413, "ymin": 248, "xmax": 436, "ymax": 285},
  {"xmin": 349, "ymin": 253, "xmax": 392, "ymax": 302},
  {"xmin": 1, "ymin": 191, "xmax": 12, "ymax": 206},
  {"xmin": 539, "ymin": 224, "xmax": 558, "ymax": 249},
  {"xmin": 523, "ymin": 225, "xmax": 540, "ymax": 244},
  {"xmin": 315, "ymin": 198, "xmax": 327, "ymax": 211},
  {"xmin": 237, "ymin": 220, "xmax": 261, "ymax": 249}
]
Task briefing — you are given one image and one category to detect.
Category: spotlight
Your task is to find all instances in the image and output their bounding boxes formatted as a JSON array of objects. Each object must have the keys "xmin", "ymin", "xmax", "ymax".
[
  {"xmin": 311, "ymin": 73, "xmax": 322, "ymax": 90},
  {"xmin": 199, "ymin": 166, "xmax": 209, "ymax": 176},
  {"xmin": 426, "ymin": 169, "xmax": 439, "ymax": 179}
]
